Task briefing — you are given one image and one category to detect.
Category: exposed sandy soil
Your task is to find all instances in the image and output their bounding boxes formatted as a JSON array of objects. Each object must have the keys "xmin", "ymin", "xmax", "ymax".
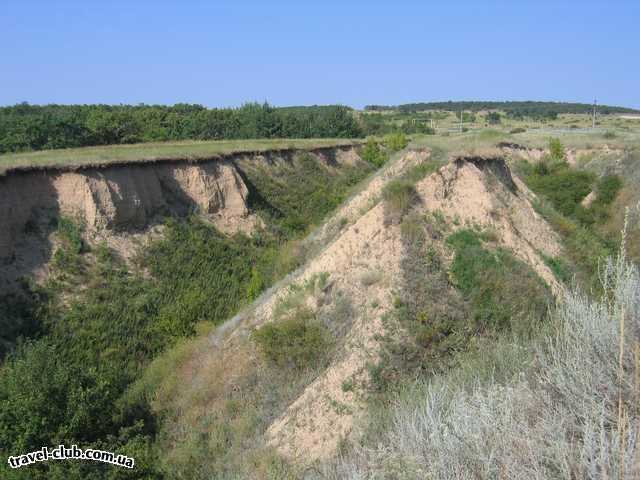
[
  {"xmin": 0, "ymin": 148, "xmax": 363, "ymax": 289},
  {"xmin": 201, "ymin": 149, "xmax": 565, "ymax": 466},
  {"xmin": 183, "ymin": 149, "xmax": 428, "ymax": 462},
  {"xmin": 1, "ymin": 143, "xmax": 569, "ymax": 466}
]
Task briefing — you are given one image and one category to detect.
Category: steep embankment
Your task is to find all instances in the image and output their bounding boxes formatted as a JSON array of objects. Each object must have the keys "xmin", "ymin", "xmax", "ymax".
[
  {"xmin": 0, "ymin": 145, "xmax": 361, "ymax": 289},
  {"xmin": 261, "ymin": 152, "xmax": 562, "ymax": 461},
  {"xmin": 145, "ymin": 147, "xmax": 564, "ymax": 476}
]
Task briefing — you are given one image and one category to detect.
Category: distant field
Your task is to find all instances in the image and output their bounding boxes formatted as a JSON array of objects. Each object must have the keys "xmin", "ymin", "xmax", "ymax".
[
  {"xmin": 360, "ymin": 109, "xmax": 640, "ymax": 136},
  {"xmin": 0, "ymin": 138, "xmax": 361, "ymax": 175}
]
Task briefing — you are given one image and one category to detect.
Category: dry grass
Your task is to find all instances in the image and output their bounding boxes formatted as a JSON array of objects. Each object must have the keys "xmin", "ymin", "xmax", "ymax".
[
  {"xmin": 0, "ymin": 138, "xmax": 362, "ymax": 175},
  {"xmin": 318, "ymin": 252, "xmax": 640, "ymax": 479}
]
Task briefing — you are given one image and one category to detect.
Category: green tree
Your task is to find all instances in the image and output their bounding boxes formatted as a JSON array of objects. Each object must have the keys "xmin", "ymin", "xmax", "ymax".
[
  {"xmin": 384, "ymin": 132, "xmax": 408, "ymax": 152},
  {"xmin": 548, "ymin": 137, "xmax": 565, "ymax": 161},
  {"xmin": 485, "ymin": 112, "xmax": 501, "ymax": 125},
  {"xmin": 360, "ymin": 138, "xmax": 386, "ymax": 167}
]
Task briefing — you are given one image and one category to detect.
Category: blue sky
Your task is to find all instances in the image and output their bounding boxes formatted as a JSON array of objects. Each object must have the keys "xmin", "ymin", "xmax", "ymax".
[{"xmin": 2, "ymin": 0, "xmax": 638, "ymax": 108}]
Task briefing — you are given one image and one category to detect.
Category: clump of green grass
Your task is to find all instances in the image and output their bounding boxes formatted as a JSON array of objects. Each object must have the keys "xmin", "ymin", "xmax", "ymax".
[
  {"xmin": 252, "ymin": 311, "xmax": 331, "ymax": 370},
  {"xmin": 542, "ymin": 255, "xmax": 572, "ymax": 284},
  {"xmin": 50, "ymin": 217, "xmax": 88, "ymax": 279},
  {"xmin": 382, "ymin": 179, "xmax": 418, "ymax": 223},
  {"xmin": 403, "ymin": 160, "xmax": 442, "ymax": 183},
  {"xmin": 446, "ymin": 229, "xmax": 551, "ymax": 336},
  {"xmin": 253, "ymin": 273, "xmax": 333, "ymax": 370}
]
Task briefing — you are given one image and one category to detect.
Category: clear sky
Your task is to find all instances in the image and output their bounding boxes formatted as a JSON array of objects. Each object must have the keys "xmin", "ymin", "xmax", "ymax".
[{"xmin": 2, "ymin": 0, "xmax": 639, "ymax": 109}]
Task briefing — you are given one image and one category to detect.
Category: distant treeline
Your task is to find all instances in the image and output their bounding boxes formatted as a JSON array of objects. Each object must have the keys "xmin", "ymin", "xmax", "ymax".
[
  {"xmin": 0, "ymin": 103, "xmax": 362, "ymax": 154},
  {"xmin": 365, "ymin": 101, "xmax": 639, "ymax": 119}
]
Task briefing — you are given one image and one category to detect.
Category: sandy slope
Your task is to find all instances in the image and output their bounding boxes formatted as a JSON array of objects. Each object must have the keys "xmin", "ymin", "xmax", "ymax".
[{"xmin": 203, "ymin": 148, "xmax": 564, "ymax": 465}]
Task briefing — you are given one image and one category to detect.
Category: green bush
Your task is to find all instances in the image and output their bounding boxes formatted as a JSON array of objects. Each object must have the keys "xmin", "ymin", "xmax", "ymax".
[
  {"xmin": 246, "ymin": 268, "xmax": 264, "ymax": 301},
  {"xmin": 360, "ymin": 138, "xmax": 387, "ymax": 167},
  {"xmin": 446, "ymin": 229, "xmax": 550, "ymax": 336},
  {"xmin": 485, "ymin": 112, "xmax": 501, "ymax": 125},
  {"xmin": 384, "ymin": 132, "xmax": 408, "ymax": 152},
  {"xmin": 382, "ymin": 179, "xmax": 418, "ymax": 221},
  {"xmin": 525, "ymin": 164, "xmax": 594, "ymax": 217},
  {"xmin": 252, "ymin": 312, "xmax": 330, "ymax": 370},
  {"xmin": 510, "ymin": 127, "xmax": 526, "ymax": 134},
  {"xmin": 595, "ymin": 174, "xmax": 622, "ymax": 205},
  {"xmin": 50, "ymin": 217, "xmax": 87, "ymax": 277},
  {"xmin": 548, "ymin": 137, "xmax": 565, "ymax": 161}
]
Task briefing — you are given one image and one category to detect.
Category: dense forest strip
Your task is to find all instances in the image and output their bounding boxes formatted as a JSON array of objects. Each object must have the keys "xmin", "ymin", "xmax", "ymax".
[
  {"xmin": 0, "ymin": 138, "xmax": 361, "ymax": 175},
  {"xmin": 364, "ymin": 100, "xmax": 639, "ymax": 118},
  {"xmin": 0, "ymin": 103, "xmax": 362, "ymax": 155}
]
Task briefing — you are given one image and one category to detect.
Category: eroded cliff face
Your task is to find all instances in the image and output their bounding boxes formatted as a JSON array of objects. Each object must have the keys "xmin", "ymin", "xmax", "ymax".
[
  {"xmin": 180, "ymin": 151, "xmax": 563, "ymax": 465},
  {"xmin": 0, "ymin": 161, "xmax": 251, "ymax": 257},
  {"xmin": 0, "ymin": 145, "xmax": 361, "ymax": 287}
]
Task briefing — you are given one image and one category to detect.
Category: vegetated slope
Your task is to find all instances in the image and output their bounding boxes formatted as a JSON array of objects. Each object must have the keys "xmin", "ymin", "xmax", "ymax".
[
  {"xmin": 320, "ymin": 253, "xmax": 640, "ymax": 479},
  {"xmin": 500, "ymin": 138, "xmax": 640, "ymax": 279},
  {"xmin": 136, "ymin": 144, "xmax": 565, "ymax": 477},
  {"xmin": 0, "ymin": 143, "xmax": 377, "ymax": 480},
  {"xmin": 314, "ymin": 139, "xmax": 640, "ymax": 480}
]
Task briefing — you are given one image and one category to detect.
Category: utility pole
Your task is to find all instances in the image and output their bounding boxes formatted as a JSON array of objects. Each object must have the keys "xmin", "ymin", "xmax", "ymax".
[
  {"xmin": 592, "ymin": 99, "xmax": 597, "ymax": 129},
  {"xmin": 459, "ymin": 110, "xmax": 463, "ymax": 133}
]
